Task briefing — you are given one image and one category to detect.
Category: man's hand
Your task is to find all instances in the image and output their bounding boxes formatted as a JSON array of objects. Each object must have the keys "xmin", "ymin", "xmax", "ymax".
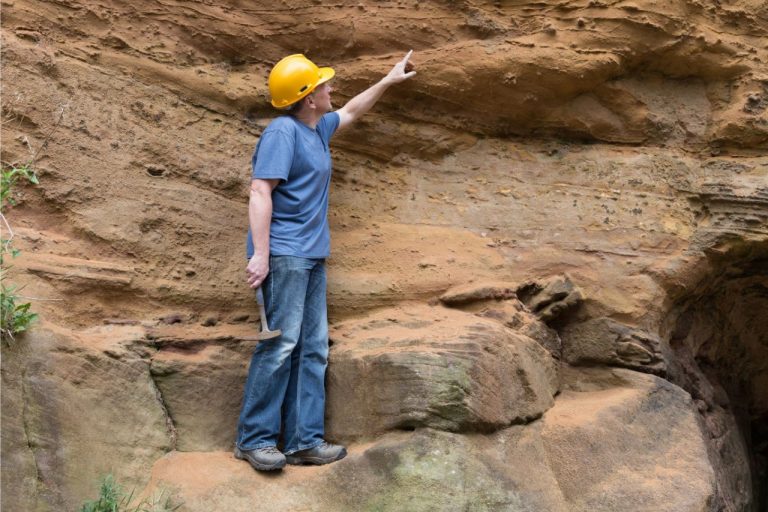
[
  {"xmin": 246, "ymin": 253, "xmax": 269, "ymax": 289},
  {"xmin": 382, "ymin": 50, "xmax": 417, "ymax": 86},
  {"xmin": 337, "ymin": 50, "xmax": 417, "ymax": 130}
]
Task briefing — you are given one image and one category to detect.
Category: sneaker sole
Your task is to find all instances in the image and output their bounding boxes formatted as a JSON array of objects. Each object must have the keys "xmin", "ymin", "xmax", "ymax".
[
  {"xmin": 285, "ymin": 449, "xmax": 347, "ymax": 466},
  {"xmin": 234, "ymin": 447, "xmax": 286, "ymax": 471}
]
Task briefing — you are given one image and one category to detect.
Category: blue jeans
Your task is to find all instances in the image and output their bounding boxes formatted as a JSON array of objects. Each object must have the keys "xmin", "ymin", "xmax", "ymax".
[{"xmin": 236, "ymin": 256, "xmax": 329, "ymax": 454}]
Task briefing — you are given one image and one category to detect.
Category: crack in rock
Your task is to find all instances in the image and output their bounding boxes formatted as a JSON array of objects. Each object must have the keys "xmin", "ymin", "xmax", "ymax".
[
  {"xmin": 146, "ymin": 359, "xmax": 178, "ymax": 451},
  {"xmin": 20, "ymin": 364, "xmax": 42, "ymax": 487}
]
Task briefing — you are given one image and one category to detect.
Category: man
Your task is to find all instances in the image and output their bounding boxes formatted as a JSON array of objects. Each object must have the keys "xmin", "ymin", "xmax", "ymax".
[{"xmin": 236, "ymin": 51, "xmax": 416, "ymax": 471}]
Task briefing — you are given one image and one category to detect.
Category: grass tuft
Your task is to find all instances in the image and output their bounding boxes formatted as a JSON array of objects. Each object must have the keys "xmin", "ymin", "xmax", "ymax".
[{"xmin": 80, "ymin": 474, "xmax": 181, "ymax": 512}]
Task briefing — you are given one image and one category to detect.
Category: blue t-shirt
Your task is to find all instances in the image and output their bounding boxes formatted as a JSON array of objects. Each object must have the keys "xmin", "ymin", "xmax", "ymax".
[{"xmin": 246, "ymin": 111, "xmax": 340, "ymax": 259}]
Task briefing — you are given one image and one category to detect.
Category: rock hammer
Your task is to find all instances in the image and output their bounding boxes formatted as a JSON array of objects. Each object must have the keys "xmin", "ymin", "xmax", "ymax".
[{"xmin": 255, "ymin": 286, "xmax": 281, "ymax": 340}]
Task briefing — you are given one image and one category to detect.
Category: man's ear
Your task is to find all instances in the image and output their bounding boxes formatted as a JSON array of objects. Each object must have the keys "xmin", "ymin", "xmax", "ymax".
[{"xmin": 305, "ymin": 94, "xmax": 317, "ymax": 110}]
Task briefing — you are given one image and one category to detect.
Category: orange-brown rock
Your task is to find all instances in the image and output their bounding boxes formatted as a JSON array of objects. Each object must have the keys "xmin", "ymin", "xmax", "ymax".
[{"xmin": 1, "ymin": 0, "xmax": 766, "ymax": 510}]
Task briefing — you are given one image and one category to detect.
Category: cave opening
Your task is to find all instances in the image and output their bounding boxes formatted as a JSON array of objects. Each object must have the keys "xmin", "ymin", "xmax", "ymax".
[{"xmin": 664, "ymin": 241, "xmax": 768, "ymax": 511}]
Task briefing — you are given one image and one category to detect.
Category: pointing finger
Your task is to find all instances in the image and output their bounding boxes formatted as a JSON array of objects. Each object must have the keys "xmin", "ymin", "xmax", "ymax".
[{"xmin": 403, "ymin": 49, "xmax": 413, "ymax": 63}]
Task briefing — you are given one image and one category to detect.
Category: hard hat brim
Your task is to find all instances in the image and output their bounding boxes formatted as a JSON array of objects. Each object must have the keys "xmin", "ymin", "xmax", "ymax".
[{"xmin": 317, "ymin": 67, "xmax": 335, "ymax": 86}]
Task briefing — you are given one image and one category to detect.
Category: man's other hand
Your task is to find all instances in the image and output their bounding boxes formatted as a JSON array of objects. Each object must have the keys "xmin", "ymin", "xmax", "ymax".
[{"xmin": 246, "ymin": 253, "xmax": 269, "ymax": 288}]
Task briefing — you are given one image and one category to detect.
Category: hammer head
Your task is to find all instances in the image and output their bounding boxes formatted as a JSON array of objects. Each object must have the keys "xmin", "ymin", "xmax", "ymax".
[{"xmin": 257, "ymin": 328, "xmax": 281, "ymax": 341}]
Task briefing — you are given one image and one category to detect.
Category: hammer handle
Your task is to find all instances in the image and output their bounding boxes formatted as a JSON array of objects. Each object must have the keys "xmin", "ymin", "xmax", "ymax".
[{"xmin": 256, "ymin": 286, "xmax": 271, "ymax": 331}]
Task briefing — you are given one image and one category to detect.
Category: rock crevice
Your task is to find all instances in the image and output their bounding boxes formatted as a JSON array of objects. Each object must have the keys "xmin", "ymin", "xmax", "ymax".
[
  {"xmin": 19, "ymin": 364, "xmax": 44, "ymax": 503},
  {"xmin": 146, "ymin": 360, "xmax": 179, "ymax": 452},
  {"xmin": 663, "ymin": 240, "xmax": 768, "ymax": 512}
]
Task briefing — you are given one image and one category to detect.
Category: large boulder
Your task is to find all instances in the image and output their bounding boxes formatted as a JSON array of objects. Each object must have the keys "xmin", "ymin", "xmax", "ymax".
[
  {"xmin": 1, "ymin": 325, "xmax": 171, "ymax": 511},
  {"xmin": 326, "ymin": 304, "xmax": 559, "ymax": 441},
  {"xmin": 541, "ymin": 367, "xmax": 716, "ymax": 512}
]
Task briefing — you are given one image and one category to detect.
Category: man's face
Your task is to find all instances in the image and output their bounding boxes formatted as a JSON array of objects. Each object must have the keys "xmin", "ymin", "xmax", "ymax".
[{"xmin": 311, "ymin": 82, "xmax": 333, "ymax": 112}]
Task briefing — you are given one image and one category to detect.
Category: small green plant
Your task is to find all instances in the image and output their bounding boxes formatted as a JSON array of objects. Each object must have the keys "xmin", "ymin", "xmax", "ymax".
[
  {"xmin": 1, "ymin": 284, "xmax": 38, "ymax": 340},
  {"xmin": 1, "ymin": 164, "xmax": 39, "ymax": 207},
  {"xmin": 1, "ymin": 163, "xmax": 40, "ymax": 344},
  {"xmin": 80, "ymin": 474, "xmax": 181, "ymax": 512}
]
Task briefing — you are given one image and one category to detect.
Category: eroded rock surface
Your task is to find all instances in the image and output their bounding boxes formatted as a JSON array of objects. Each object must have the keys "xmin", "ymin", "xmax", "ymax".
[
  {"xmin": 517, "ymin": 275, "xmax": 585, "ymax": 324},
  {"xmin": 561, "ymin": 316, "xmax": 665, "ymax": 374}
]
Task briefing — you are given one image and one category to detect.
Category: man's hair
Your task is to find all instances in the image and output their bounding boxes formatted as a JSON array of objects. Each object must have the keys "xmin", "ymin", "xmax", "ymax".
[{"xmin": 286, "ymin": 95, "xmax": 309, "ymax": 115}]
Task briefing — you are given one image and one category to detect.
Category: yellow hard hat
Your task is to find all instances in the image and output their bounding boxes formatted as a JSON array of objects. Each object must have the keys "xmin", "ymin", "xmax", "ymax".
[{"xmin": 268, "ymin": 54, "xmax": 335, "ymax": 109}]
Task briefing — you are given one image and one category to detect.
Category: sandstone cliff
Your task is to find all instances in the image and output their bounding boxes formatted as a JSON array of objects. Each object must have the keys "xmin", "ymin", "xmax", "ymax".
[{"xmin": 1, "ymin": 0, "xmax": 766, "ymax": 510}]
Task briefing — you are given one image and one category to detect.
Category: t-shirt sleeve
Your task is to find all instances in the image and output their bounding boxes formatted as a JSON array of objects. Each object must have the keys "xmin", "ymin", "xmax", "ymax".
[
  {"xmin": 252, "ymin": 128, "xmax": 295, "ymax": 181},
  {"xmin": 317, "ymin": 111, "xmax": 341, "ymax": 145}
]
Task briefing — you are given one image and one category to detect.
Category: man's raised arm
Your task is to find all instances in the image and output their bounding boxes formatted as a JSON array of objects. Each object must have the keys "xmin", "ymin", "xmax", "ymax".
[{"xmin": 337, "ymin": 50, "xmax": 416, "ymax": 131}]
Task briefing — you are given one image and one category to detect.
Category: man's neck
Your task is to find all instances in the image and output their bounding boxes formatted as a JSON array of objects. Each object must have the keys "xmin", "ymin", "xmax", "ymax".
[{"xmin": 293, "ymin": 108, "xmax": 323, "ymax": 130}]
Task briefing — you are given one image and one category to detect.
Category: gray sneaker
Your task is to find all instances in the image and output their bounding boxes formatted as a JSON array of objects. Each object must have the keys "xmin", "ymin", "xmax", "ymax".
[
  {"xmin": 234, "ymin": 446, "xmax": 286, "ymax": 471},
  {"xmin": 285, "ymin": 441, "xmax": 347, "ymax": 466}
]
